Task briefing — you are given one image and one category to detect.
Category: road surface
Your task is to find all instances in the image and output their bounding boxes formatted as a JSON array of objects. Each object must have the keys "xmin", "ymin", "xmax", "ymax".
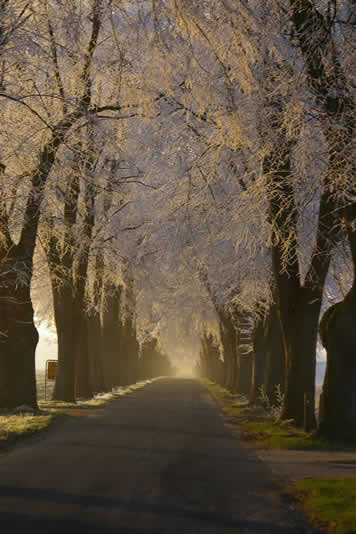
[{"xmin": 0, "ymin": 378, "xmax": 309, "ymax": 533}]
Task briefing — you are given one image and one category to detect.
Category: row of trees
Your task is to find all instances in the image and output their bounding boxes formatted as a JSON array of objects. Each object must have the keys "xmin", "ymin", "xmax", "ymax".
[
  {"xmin": 141, "ymin": 0, "xmax": 355, "ymax": 441},
  {"xmin": 0, "ymin": 1, "xmax": 355, "ymax": 441},
  {"xmin": 0, "ymin": 1, "xmax": 174, "ymax": 408},
  {"xmin": 139, "ymin": 337, "xmax": 175, "ymax": 380}
]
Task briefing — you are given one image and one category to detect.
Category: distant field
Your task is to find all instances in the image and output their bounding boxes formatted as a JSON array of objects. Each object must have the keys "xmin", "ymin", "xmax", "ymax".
[
  {"xmin": 36, "ymin": 371, "xmax": 55, "ymax": 401},
  {"xmin": 315, "ymin": 385, "xmax": 322, "ymax": 410}
]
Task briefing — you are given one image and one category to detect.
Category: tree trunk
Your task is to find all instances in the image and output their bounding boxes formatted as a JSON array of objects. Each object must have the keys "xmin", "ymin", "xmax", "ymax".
[
  {"xmin": 263, "ymin": 304, "xmax": 285, "ymax": 403},
  {"xmin": 219, "ymin": 314, "xmax": 237, "ymax": 392},
  {"xmin": 0, "ymin": 258, "xmax": 38, "ymax": 409},
  {"xmin": 287, "ymin": 1, "xmax": 353, "ymax": 432},
  {"xmin": 46, "ymin": 173, "xmax": 80, "ymax": 402},
  {"xmin": 87, "ymin": 311, "xmax": 106, "ymax": 392},
  {"xmin": 278, "ymin": 288, "xmax": 322, "ymax": 428},
  {"xmin": 122, "ymin": 272, "xmax": 139, "ymax": 385},
  {"xmin": 268, "ymin": 151, "xmax": 335, "ymax": 428},
  {"xmin": 75, "ymin": 315, "xmax": 92, "ymax": 399},
  {"xmin": 222, "ymin": 350, "xmax": 232, "ymax": 389},
  {"xmin": 318, "ymin": 202, "xmax": 356, "ymax": 441},
  {"xmin": 318, "ymin": 285, "xmax": 356, "ymax": 441},
  {"xmin": 249, "ymin": 318, "xmax": 265, "ymax": 404},
  {"xmin": 72, "ymin": 126, "xmax": 98, "ymax": 400},
  {"xmin": 101, "ymin": 284, "xmax": 122, "ymax": 389},
  {"xmin": 87, "ymin": 251, "xmax": 106, "ymax": 393},
  {"xmin": 200, "ymin": 331, "xmax": 220, "ymax": 384},
  {"xmin": 235, "ymin": 313, "xmax": 252, "ymax": 397},
  {"xmin": 0, "ymin": 124, "xmax": 78, "ymax": 409},
  {"xmin": 114, "ymin": 318, "xmax": 128, "ymax": 386},
  {"xmin": 0, "ymin": 7, "xmax": 104, "ymax": 409},
  {"xmin": 122, "ymin": 317, "xmax": 139, "ymax": 385},
  {"xmin": 128, "ymin": 328, "xmax": 139, "ymax": 385},
  {"xmin": 51, "ymin": 286, "xmax": 78, "ymax": 402},
  {"xmin": 237, "ymin": 355, "xmax": 252, "ymax": 397}
]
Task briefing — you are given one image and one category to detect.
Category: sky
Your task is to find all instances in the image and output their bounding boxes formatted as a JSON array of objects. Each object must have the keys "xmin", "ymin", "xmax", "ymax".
[
  {"xmin": 34, "ymin": 321, "xmax": 326, "ymax": 383},
  {"xmin": 35, "ymin": 324, "xmax": 57, "ymax": 370}
]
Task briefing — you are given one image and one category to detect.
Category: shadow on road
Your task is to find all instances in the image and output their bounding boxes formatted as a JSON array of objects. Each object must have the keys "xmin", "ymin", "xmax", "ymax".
[{"xmin": 0, "ymin": 485, "xmax": 300, "ymax": 533}]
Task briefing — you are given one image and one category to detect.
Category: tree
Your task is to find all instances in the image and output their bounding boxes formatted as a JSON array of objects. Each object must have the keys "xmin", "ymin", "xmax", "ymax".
[
  {"xmin": 144, "ymin": 0, "xmax": 350, "ymax": 428},
  {"xmin": 139, "ymin": 335, "xmax": 173, "ymax": 379},
  {"xmin": 0, "ymin": 0, "xmax": 142, "ymax": 407},
  {"xmin": 198, "ymin": 330, "xmax": 223, "ymax": 384},
  {"xmin": 288, "ymin": 0, "xmax": 355, "ymax": 439},
  {"xmin": 0, "ymin": 0, "xmax": 352, "ymax": 431}
]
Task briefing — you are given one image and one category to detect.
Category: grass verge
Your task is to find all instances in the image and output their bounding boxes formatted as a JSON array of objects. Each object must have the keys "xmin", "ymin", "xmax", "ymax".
[
  {"xmin": 0, "ymin": 412, "xmax": 55, "ymax": 450},
  {"xmin": 38, "ymin": 378, "xmax": 162, "ymax": 412},
  {"xmin": 199, "ymin": 378, "xmax": 356, "ymax": 451},
  {"xmin": 199, "ymin": 378, "xmax": 315, "ymax": 449},
  {"xmin": 292, "ymin": 479, "xmax": 356, "ymax": 534},
  {"xmin": 318, "ymin": 459, "xmax": 356, "ymax": 465},
  {"xmin": 200, "ymin": 378, "xmax": 356, "ymax": 534}
]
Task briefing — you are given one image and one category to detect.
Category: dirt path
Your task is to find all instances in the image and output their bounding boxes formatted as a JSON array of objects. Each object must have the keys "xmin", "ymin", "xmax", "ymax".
[
  {"xmin": 0, "ymin": 378, "xmax": 311, "ymax": 533},
  {"xmin": 258, "ymin": 449, "xmax": 356, "ymax": 481}
]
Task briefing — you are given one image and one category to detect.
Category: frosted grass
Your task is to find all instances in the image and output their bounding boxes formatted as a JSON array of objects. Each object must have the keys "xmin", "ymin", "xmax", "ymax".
[{"xmin": 38, "ymin": 377, "xmax": 164, "ymax": 410}]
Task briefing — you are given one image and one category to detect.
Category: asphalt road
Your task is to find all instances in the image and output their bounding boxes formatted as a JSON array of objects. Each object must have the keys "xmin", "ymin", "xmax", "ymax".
[{"xmin": 0, "ymin": 378, "xmax": 308, "ymax": 533}]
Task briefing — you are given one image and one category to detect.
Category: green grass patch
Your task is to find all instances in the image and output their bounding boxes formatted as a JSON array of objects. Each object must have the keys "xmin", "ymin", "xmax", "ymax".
[
  {"xmin": 199, "ymin": 377, "xmax": 248, "ymax": 414},
  {"xmin": 332, "ymin": 459, "xmax": 356, "ymax": 465},
  {"xmin": 200, "ymin": 379, "xmax": 356, "ymax": 532},
  {"xmin": 199, "ymin": 377, "xmax": 312, "ymax": 448},
  {"xmin": 199, "ymin": 378, "xmax": 356, "ymax": 451},
  {"xmin": 38, "ymin": 399, "xmax": 109, "ymax": 411},
  {"xmin": 0, "ymin": 413, "xmax": 54, "ymax": 446},
  {"xmin": 293, "ymin": 479, "xmax": 356, "ymax": 534},
  {"xmin": 241, "ymin": 419, "xmax": 315, "ymax": 449},
  {"xmin": 319, "ymin": 459, "xmax": 356, "ymax": 465}
]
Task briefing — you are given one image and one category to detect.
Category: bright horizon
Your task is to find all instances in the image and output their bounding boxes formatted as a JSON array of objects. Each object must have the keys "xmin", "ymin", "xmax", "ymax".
[{"xmin": 35, "ymin": 324, "xmax": 57, "ymax": 371}]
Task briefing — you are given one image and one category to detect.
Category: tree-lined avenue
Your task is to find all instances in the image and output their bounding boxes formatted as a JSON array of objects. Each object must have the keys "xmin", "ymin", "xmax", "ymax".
[{"xmin": 0, "ymin": 379, "xmax": 306, "ymax": 533}]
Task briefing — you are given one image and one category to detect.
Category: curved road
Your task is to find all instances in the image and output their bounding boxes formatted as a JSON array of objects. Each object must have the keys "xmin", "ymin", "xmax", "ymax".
[{"xmin": 0, "ymin": 378, "xmax": 309, "ymax": 533}]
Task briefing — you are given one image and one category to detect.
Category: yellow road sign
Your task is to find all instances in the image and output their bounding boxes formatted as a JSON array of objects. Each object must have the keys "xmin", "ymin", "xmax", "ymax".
[{"xmin": 46, "ymin": 360, "xmax": 57, "ymax": 380}]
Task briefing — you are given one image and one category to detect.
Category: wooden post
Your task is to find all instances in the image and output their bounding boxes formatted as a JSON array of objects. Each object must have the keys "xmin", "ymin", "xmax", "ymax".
[
  {"xmin": 45, "ymin": 361, "xmax": 48, "ymax": 400},
  {"xmin": 45, "ymin": 360, "xmax": 57, "ymax": 401},
  {"xmin": 304, "ymin": 392, "xmax": 310, "ymax": 432}
]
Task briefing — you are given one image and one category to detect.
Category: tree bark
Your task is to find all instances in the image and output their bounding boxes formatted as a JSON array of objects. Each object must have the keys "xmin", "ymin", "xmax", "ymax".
[
  {"xmin": 263, "ymin": 304, "xmax": 285, "ymax": 403},
  {"xmin": 222, "ymin": 348, "xmax": 232, "ymax": 389},
  {"xmin": 237, "ymin": 354, "xmax": 252, "ymax": 397},
  {"xmin": 234, "ymin": 312, "xmax": 252, "ymax": 396},
  {"xmin": 0, "ymin": 127, "xmax": 72, "ymax": 409},
  {"xmin": 122, "ymin": 315, "xmax": 139, "ymax": 385},
  {"xmin": 279, "ymin": 288, "xmax": 322, "ymax": 427},
  {"xmin": 87, "ymin": 311, "xmax": 106, "ymax": 392},
  {"xmin": 127, "ymin": 278, "xmax": 140, "ymax": 385},
  {"xmin": 0, "ymin": 247, "xmax": 38, "ymax": 409},
  {"xmin": 114, "ymin": 317, "xmax": 129, "ymax": 386},
  {"xmin": 51, "ymin": 285, "xmax": 78, "ymax": 402},
  {"xmin": 290, "ymin": 0, "xmax": 354, "ymax": 432},
  {"xmin": 46, "ymin": 171, "xmax": 80, "ymax": 402},
  {"xmin": 267, "ymin": 141, "xmax": 336, "ymax": 427},
  {"xmin": 219, "ymin": 313, "xmax": 237, "ymax": 391},
  {"xmin": 0, "ymin": 3, "xmax": 103, "ymax": 409},
  {"xmin": 249, "ymin": 318, "xmax": 265, "ymax": 404},
  {"xmin": 75, "ymin": 316, "xmax": 92, "ymax": 399},
  {"xmin": 101, "ymin": 283, "xmax": 122, "ymax": 389},
  {"xmin": 318, "ymin": 202, "xmax": 356, "ymax": 441},
  {"xmin": 318, "ymin": 284, "xmax": 356, "ymax": 441}
]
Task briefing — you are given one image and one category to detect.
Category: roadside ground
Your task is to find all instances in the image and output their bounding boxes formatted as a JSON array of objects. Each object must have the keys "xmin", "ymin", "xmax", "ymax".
[
  {"xmin": 200, "ymin": 378, "xmax": 356, "ymax": 534},
  {"xmin": 0, "ymin": 378, "xmax": 161, "ymax": 453},
  {"xmin": 0, "ymin": 377, "xmax": 314, "ymax": 532}
]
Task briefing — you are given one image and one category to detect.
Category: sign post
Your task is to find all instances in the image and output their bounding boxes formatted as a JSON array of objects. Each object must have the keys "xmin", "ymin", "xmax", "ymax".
[{"xmin": 45, "ymin": 360, "xmax": 57, "ymax": 400}]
